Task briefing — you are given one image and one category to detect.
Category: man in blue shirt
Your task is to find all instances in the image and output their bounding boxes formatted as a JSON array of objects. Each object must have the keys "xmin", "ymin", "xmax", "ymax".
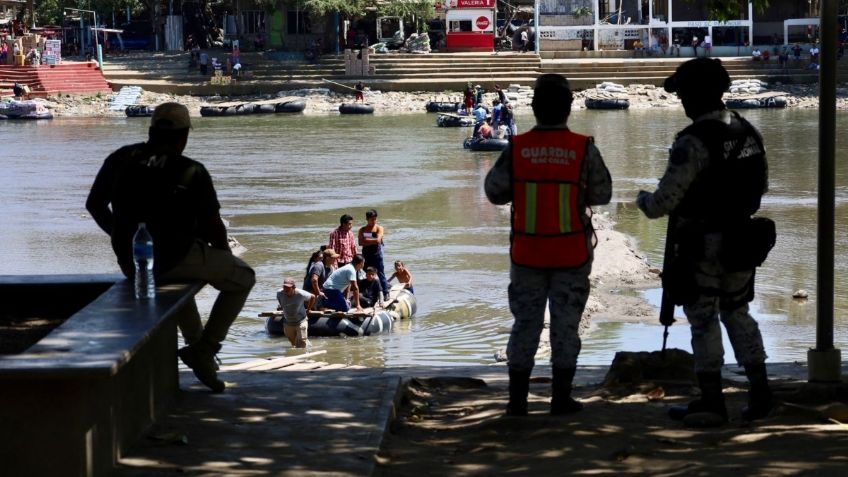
[
  {"xmin": 491, "ymin": 99, "xmax": 503, "ymax": 127},
  {"xmin": 472, "ymin": 103, "xmax": 488, "ymax": 137},
  {"xmin": 322, "ymin": 254, "xmax": 365, "ymax": 312}
]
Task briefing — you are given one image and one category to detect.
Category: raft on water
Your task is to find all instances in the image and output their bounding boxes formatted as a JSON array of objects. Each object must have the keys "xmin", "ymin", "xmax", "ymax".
[
  {"xmin": 0, "ymin": 100, "xmax": 53, "ymax": 120},
  {"xmin": 339, "ymin": 103, "xmax": 375, "ymax": 114},
  {"xmin": 584, "ymin": 97, "xmax": 630, "ymax": 110},
  {"xmin": 199, "ymin": 97, "xmax": 307, "ymax": 117},
  {"xmin": 464, "ymin": 136, "xmax": 509, "ymax": 151},
  {"xmin": 437, "ymin": 113, "xmax": 474, "ymax": 127},
  {"xmin": 426, "ymin": 101, "xmax": 461, "ymax": 113},
  {"xmin": 726, "ymin": 95, "xmax": 787, "ymax": 109},
  {"xmin": 261, "ymin": 288, "xmax": 417, "ymax": 337},
  {"xmin": 125, "ymin": 105, "xmax": 154, "ymax": 117}
]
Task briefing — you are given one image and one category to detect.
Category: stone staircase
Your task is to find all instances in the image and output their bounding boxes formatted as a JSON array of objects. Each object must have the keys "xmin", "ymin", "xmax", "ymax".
[
  {"xmin": 101, "ymin": 50, "xmax": 543, "ymax": 94},
  {"xmin": 0, "ymin": 62, "xmax": 112, "ymax": 97},
  {"xmin": 97, "ymin": 49, "xmax": 847, "ymax": 96}
]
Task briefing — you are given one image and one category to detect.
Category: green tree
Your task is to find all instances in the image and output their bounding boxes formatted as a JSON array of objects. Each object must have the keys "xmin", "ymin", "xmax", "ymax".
[
  {"xmin": 697, "ymin": 0, "xmax": 771, "ymax": 21},
  {"xmin": 293, "ymin": 0, "xmax": 372, "ymax": 16}
]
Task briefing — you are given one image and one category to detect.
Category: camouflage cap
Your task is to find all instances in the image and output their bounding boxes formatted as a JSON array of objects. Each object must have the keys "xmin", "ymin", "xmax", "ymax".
[
  {"xmin": 150, "ymin": 102, "xmax": 192, "ymax": 130},
  {"xmin": 663, "ymin": 58, "xmax": 731, "ymax": 96}
]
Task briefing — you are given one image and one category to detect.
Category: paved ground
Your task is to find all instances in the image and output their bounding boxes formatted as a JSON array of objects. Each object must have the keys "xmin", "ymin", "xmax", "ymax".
[{"xmin": 113, "ymin": 362, "xmax": 847, "ymax": 476}]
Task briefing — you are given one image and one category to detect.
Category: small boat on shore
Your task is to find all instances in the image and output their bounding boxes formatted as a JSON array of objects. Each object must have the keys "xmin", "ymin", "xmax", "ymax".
[
  {"xmin": 125, "ymin": 105, "xmax": 154, "ymax": 117},
  {"xmin": 339, "ymin": 103, "xmax": 375, "ymax": 114},
  {"xmin": 261, "ymin": 288, "xmax": 417, "ymax": 337},
  {"xmin": 0, "ymin": 100, "xmax": 53, "ymax": 120},
  {"xmin": 585, "ymin": 98, "xmax": 630, "ymax": 110},
  {"xmin": 199, "ymin": 97, "xmax": 307, "ymax": 117},
  {"xmin": 426, "ymin": 101, "xmax": 461, "ymax": 113},
  {"xmin": 464, "ymin": 136, "xmax": 509, "ymax": 151},
  {"xmin": 437, "ymin": 113, "xmax": 474, "ymax": 127},
  {"xmin": 726, "ymin": 96, "xmax": 787, "ymax": 109}
]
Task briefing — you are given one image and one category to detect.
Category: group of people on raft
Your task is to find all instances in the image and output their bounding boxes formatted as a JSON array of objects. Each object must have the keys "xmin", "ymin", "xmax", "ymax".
[
  {"xmin": 272, "ymin": 210, "xmax": 414, "ymax": 348},
  {"xmin": 462, "ymin": 83, "xmax": 518, "ymax": 141}
]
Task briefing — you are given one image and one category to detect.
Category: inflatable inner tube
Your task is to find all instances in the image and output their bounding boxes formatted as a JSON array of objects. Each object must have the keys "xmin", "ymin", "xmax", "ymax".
[
  {"xmin": 584, "ymin": 98, "xmax": 630, "ymax": 110},
  {"xmin": 385, "ymin": 290, "xmax": 417, "ymax": 320},
  {"xmin": 125, "ymin": 105, "xmax": 154, "ymax": 117},
  {"xmin": 463, "ymin": 137, "xmax": 509, "ymax": 151},
  {"xmin": 426, "ymin": 101, "xmax": 461, "ymax": 113},
  {"xmin": 275, "ymin": 99, "xmax": 307, "ymax": 113},
  {"xmin": 310, "ymin": 312, "xmax": 394, "ymax": 337},
  {"xmin": 339, "ymin": 103, "xmax": 375, "ymax": 114},
  {"xmin": 200, "ymin": 106, "xmax": 226, "ymax": 117},
  {"xmin": 254, "ymin": 103, "xmax": 276, "ymax": 114},
  {"xmin": 726, "ymin": 96, "xmax": 787, "ymax": 109},
  {"xmin": 437, "ymin": 114, "xmax": 474, "ymax": 127}
]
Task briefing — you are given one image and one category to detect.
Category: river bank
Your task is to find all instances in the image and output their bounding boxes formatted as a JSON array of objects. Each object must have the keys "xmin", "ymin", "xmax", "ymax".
[{"xmin": 23, "ymin": 80, "xmax": 848, "ymax": 118}]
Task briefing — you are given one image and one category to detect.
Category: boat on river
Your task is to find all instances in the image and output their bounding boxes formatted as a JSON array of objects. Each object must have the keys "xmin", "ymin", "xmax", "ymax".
[
  {"xmin": 726, "ymin": 96, "xmax": 787, "ymax": 109},
  {"xmin": 0, "ymin": 100, "xmax": 53, "ymax": 120},
  {"xmin": 261, "ymin": 287, "xmax": 417, "ymax": 337},
  {"xmin": 585, "ymin": 97, "xmax": 630, "ymax": 110},
  {"xmin": 200, "ymin": 97, "xmax": 307, "ymax": 117},
  {"xmin": 464, "ymin": 136, "xmax": 509, "ymax": 151},
  {"xmin": 125, "ymin": 105, "xmax": 154, "ymax": 117},
  {"xmin": 426, "ymin": 101, "xmax": 461, "ymax": 113},
  {"xmin": 339, "ymin": 103, "xmax": 375, "ymax": 114},
  {"xmin": 437, "ymin": 113, "xmax": 474, "ymax": 127}
]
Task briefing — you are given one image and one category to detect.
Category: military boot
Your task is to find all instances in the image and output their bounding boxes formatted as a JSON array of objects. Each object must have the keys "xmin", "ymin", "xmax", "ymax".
[
  {"xmin": 741, "ymin": 363, "xmax": 773, "ymax": 421},
  {"xmin": 668, "ymin": 371, "xmax": 728, "ymax": 426},
  {"xmin": 551, "ymin": 366, "xmax": 583, "ymax": 415},
  {"xmin": 178, "ymin": 340, "xmax": 225, "ymax": 393},
  {"xmin": 505, "ymin": 368, "xmax": 531, "ymax": 416}
]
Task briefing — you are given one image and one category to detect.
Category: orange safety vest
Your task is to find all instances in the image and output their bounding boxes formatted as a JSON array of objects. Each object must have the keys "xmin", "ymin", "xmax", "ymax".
[{"xmin": 511, "ymin": 129, "xmax": 590, "ymax": 269}]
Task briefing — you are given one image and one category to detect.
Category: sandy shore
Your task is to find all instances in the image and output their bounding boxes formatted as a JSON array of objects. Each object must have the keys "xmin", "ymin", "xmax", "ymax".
[{"xmin": 22, "ymin": 80, "xmax": 848, "ymax": 118}]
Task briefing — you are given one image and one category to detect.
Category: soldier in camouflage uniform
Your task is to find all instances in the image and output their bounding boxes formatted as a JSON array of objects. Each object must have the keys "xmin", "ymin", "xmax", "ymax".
[
  {"xmin": 636, "ymin": 58, "xmax": 773, "ymax": 425},
  {"xmin": 485, "ymin": 74, "xmax": 612, "ymax": 416}
]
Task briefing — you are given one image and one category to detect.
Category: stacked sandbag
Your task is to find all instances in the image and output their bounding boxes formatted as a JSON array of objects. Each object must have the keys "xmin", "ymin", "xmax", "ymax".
[
  {"xmin": 595, "ymin": 82, "xmax": 628, "ymax": 94},
  {"xmin": 729, "ymin": 79, "xmax": 769, "ymax": 94},
  {"xmin": 407, "ymin": 33, "xmax": 431, "ymax": 54}
]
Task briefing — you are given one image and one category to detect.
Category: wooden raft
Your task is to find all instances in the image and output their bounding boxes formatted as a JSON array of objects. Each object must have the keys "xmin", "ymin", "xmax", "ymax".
[{"xmin": 219, "ymin": 350, "xmax": 364, "ymax": 372}]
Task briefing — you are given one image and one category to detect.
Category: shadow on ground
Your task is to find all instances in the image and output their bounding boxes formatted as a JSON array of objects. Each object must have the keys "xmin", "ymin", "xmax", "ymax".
[{"xmin": 375, "ymin": 373, "xmax": 848, "ymax": 477}]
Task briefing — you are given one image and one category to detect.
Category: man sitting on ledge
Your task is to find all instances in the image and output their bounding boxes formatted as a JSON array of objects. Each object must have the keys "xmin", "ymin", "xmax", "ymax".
[{"xmin": 86, "ymin": 103, "xmax": 256, "ymax": 393}]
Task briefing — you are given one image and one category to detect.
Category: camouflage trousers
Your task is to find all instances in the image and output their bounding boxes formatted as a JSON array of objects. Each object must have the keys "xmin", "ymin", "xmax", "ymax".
[
  {"xmin": 682, "ymin": 232, "xmax": 767, "ymax": 373},
  {"xmin": 507, "ymin": 264, "xmax": 590, "ymax": 371}
]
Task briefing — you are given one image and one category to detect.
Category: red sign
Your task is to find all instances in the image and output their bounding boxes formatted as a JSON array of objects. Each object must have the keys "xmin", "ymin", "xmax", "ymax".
[
  {"xmin": 475, "ymin": 16, "xmax": 490, "ymax": 30},
  {"xmin": 451, "ymin": 0, "xmax": 495, "ymax": 8}
]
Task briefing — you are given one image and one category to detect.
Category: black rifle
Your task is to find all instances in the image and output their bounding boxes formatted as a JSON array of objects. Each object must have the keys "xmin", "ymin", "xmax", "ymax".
[{"xmin": 659, "ymin": 214, "xmax": 678, "ymax": 356}]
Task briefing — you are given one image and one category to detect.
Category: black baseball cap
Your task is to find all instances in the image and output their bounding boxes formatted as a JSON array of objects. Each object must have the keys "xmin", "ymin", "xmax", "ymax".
[{"xmin": 663, "ymin": 58, "xmax": 731, "ymax": 96}]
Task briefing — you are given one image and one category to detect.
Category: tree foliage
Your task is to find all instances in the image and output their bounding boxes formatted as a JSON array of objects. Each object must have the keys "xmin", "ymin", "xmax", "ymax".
[
  {"xmin": 35, "ymin": 0, "xmax": 145, "ymax": 26},
  {"xmin": 697, "ymin": 0, "xmax": 770, "ymax": 21},
  {"xmin": 377, "ymin": 0, "xmax": 435, "ymax": 20},
  {"xmin": 293, "ymin": 0, "xmax": 372, "ymax": 16}
]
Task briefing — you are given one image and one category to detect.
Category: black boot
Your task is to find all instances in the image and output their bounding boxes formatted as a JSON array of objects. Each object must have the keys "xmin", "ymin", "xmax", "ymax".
[
  {"xmin": 669, "ymin": 371, "xmax": 728, "ymax": 425},
  {"xmin": 179, "ymin": 340, "xmax": 225, "ymax": 393},
  {"xmin": 741, "ymin": 363, "xmax": 773, "ymax": 421},
  {"xmin": 505, "ymin": 368, "xmax": 531, "ymax": 416},
  {"xmin": 551, "ymin": 366, "xmax": 583, "ymax": 415}
]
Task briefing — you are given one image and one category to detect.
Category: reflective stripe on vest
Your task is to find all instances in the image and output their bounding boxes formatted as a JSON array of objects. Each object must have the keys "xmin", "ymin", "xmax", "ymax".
[{"xmin": 511, "ymin": 130, "xmax": 590, "ymax": 269}]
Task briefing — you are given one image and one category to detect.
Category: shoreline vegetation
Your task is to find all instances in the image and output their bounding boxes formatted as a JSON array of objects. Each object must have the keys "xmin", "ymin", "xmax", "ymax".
[{"xmin": 21, "ymin": 81, "xmax": 848, "ymax": 118}]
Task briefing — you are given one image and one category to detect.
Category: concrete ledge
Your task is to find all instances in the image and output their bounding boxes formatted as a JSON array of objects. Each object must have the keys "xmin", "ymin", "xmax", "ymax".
[{"xmin": 0, "ymin": 275, "xmax": 204, "ymax": 477}]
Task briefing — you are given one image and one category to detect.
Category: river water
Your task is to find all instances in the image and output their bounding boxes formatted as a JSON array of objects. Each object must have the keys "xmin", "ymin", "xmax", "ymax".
[{"xmin": 1, "ymin": 108, "xmax": 846, "ymax": 367}]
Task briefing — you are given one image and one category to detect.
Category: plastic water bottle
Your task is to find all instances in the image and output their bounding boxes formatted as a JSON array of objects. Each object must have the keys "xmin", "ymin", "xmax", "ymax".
[{"xmin": 133, "ymin": 222, "xmax": 155, "ymax": 299}]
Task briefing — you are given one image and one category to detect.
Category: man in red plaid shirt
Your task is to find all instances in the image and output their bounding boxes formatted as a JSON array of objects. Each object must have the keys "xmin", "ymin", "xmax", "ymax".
[{"xmin": 328, "ymin": 214, "xmax": 358, "ymax": 267}]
